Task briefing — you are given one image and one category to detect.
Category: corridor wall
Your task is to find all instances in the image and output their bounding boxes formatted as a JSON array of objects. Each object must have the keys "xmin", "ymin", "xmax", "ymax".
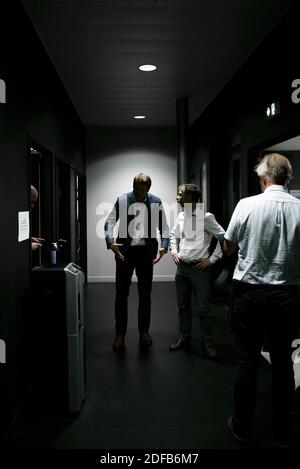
[
  {"xmin": 0, "ymin": 1, "xmax": 85, "ymax": 438},
  {"xmin": 86, "ymin": 127, "xmax": 177, "ymax": 282}
]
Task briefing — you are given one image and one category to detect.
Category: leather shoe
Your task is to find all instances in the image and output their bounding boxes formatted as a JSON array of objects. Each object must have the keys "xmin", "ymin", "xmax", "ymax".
[
  {"xmin": 275, "ymin": 431, "xmax": 296, "ymax": 449},
  {"xmin": 169, "ymin": 338, "xmax": 190, "ymax": 351},
  {"xmin": 112, "ymin": 335, "xmax": 125, "ymax": 351},
  {"xmin": 140, "ymin": 332, "xmax": 152, "ymax": 346},
  {"xmin": 202, "ymin": 342, "xmax": 218, "ymax": 359},
  {"xmin": 227, "ymin": 416, "xmax": 260, "ymax": 447}
]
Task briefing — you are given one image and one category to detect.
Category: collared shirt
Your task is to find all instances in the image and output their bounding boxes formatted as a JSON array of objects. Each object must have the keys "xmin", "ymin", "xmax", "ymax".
[
  {"xmin": 170, "ymin": 209, "xmax": 225, "ymax": 263},
  {"xmin": 225, "ymin": 185, "xmax": 300, "ymax": 285},
  {"xmin": 130, "ymin": 194, "xmax": 147, "ymax": 246},
  {"xmin": 104, "ymin": 191, "xmax": 169, "ymax": 254}
]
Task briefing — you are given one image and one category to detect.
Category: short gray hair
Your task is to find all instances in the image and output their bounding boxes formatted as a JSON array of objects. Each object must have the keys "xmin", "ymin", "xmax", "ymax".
[{"xmin": 255, "ymin": 153, "xmax": 293, "ymax": 185}]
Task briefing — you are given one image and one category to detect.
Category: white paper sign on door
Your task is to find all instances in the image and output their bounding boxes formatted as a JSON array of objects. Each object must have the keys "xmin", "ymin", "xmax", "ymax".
[{"xmin": 18, "ymin": 211, "xmax": 30, "ymax": 242}]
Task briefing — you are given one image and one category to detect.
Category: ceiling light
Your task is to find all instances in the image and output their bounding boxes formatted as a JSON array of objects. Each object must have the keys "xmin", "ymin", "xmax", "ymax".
[
  {"xmin": 138, "ymin": 64, "xmax": 157, "ymax": 72},
  {"xmin": 134, "ymin": 115, "xmax": 146, "ymax": 119}
]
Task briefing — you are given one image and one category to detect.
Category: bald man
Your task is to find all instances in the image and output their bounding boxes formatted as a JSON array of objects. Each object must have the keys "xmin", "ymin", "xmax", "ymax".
[
  {"xmin": 31, "ymin": 185, "xmax": 44, "ymax": 251},
  {"xmin": 31, "ymin": 185, "xmax": 38, "ymax": 206}
]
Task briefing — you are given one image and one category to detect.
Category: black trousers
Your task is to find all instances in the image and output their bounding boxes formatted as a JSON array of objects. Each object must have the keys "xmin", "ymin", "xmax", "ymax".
[
  {"xmin": 232, "ymin": 281, "xmax": 299, "ymax": 442},
  {"xmin": 115, "ymin": 246, "xmax": 154, "ymax": 336}
]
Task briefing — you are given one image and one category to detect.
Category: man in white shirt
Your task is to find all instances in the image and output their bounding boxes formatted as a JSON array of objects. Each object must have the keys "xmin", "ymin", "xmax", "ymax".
[
  {"xmin": 169, "ymin": 183, "xmax": 225, "ymax": 358},
  {"xmin": 224, "ymin": 153, "xmax": 300, "ymax": 447}
]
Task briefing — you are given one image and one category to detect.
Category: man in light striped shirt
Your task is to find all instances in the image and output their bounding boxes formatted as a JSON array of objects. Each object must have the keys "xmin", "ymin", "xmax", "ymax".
[{"xmin": 224, "ymin": 153, "xmax": 300, "ymax": 447}]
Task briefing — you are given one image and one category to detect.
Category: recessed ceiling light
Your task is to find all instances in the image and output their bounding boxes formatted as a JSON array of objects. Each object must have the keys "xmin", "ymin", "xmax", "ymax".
[
  {"xmin": 134, "ymin": 115, "xmax": 146, "ymax": 119},
  {"xmin": 138, "ymin": 64, "xmax": 157, "ymax": 72}
]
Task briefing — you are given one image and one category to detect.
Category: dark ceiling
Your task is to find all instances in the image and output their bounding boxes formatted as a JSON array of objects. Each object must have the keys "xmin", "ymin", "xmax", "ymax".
[{"xmin": 22, "ymin": 0, "xmax": 293, "ymax": 127}]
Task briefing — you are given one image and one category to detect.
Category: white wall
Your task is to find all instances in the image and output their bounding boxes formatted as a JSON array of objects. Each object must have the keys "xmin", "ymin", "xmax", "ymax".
[{"xmin": 86, "ymin": 128, "xmax": 177, "ymax": 282}]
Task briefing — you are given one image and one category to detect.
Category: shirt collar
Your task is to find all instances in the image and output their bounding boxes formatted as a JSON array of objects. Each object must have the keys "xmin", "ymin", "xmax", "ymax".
[
  {"xmin": 184, "ymin": 205, "xmax": 200, "ymax": 217},
  {"xmin": 264, "ymin": 184, "xmax": 287, "ymax": 193},
  {"xmin": 131, "ymin": 191, "xmax": 148, "ymax": 203}
]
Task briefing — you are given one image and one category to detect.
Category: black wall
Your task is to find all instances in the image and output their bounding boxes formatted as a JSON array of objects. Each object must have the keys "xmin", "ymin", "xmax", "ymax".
[
  {"xmin": 190, "ymin": 0, "xmax": 300, "ymax": 226},
  {"xmin": 0, "ymin": 1, "xmax": 85, "ymax": 438}
]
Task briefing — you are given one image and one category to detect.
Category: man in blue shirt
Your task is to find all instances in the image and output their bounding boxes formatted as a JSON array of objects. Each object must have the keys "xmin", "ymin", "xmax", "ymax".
[{"xmin": 105, "ymin": 173, "xmax": 169, "ymax": 351}]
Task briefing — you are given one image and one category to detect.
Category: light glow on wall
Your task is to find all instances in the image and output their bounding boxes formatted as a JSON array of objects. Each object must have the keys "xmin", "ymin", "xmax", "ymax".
[{"xmin": 87, "ymin": 144, "xmax": 177, "ymax": 282}]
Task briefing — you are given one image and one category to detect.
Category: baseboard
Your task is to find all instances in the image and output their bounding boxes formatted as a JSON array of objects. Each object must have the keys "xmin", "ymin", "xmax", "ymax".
[{"xmin": 88, "ymin": 275, "xmax": 175, "ymax": 283}]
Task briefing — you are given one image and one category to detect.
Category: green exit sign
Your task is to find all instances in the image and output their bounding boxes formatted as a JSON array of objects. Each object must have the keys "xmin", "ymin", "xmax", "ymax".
[{"xmin": 266, "ymin": 101, "xmax": 280, "ymax": 119}]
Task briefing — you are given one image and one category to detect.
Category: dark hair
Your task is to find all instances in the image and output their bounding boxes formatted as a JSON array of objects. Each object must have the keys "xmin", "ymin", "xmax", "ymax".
[
  {"xmin": 178, "ymin": 183, "xmax": 201, "ymax": 202},
  {"xmin": 133, "ymin": 173, "xmax": 152, "ymax": 190}
]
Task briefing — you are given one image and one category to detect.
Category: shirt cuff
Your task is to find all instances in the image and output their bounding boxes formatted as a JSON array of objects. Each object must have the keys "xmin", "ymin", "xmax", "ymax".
[
  {"xmin": 106, "ymin": 239, "xmax": 115, "ymax": 249},
  {"xmin": 209, "ymin": 255, "xmax": 219, "ymax": 264},
  {"xmin": 224, "ymin": 234, "xmax": 234, "ymax": 243}
]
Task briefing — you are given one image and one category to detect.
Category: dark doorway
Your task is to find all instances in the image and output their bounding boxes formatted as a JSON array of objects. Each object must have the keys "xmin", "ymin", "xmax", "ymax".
[
  {"xmin": 70, "ymin": 169, "xmax": 87, "ymax": 275},
  {"xmin": 29, "ymin": 140, "xmax": 87, "ymax": 273},
  {"xmin": 55, "ymin": 158, "xmax": 71, "ymax": 263},
  {"xmin": 248, "ymin": 134, "xmax": 300, "ymax": 197},
  {"xmin": 30, "ymin": 140, "xmax": 55, "ymax": 267},
  {"xmin": 209, "ymin": 141, "xmax": 241, "ymax": 226}
]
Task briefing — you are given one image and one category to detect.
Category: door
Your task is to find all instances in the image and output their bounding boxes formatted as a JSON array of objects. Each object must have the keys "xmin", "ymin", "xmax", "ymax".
[{"xmin": 30, "ymin": 140, "xmax": 55, "ymax": 267}]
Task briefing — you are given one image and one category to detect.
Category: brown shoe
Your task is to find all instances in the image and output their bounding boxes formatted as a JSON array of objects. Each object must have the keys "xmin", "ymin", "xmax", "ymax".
[
  {"xmin": 202, "ymin": 342, "xmax": 218, "ymax": 359},
  {"xmin": 112, "ymin": 335, "xmax": 125, "ymax": 351},
  {"xmin": 140, "ymin": 332, "xmax": 152, "ymax": 346},
  {"xmin": 169, "ymin": 338, "xmax": 190, "ymax": 351}
]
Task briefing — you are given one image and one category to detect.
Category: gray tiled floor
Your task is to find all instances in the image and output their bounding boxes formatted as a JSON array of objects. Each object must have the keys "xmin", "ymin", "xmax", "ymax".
[{"xmin": 12, "ymin": 282, "xmax": 277, "ymax": 449}]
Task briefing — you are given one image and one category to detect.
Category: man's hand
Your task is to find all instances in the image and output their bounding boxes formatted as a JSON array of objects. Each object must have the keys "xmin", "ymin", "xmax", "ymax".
[
  {"xmin": 31, "ymin": 237, "xmax": 44, "ymax": 251},
  {"xmin": 32, "ymin": 242, "xmax": 42, "ymax": 251},
  {"xmin": 153, "ymin": 248, "xmax": 166, "ymax": 265},
  {"xmin": 171, "ymin": 252, "xmax": 181, "ymax": 265},
  {"xmin": 109, "ymin": 243, "xmax": 125, "ymax": 262},
  {"xmin": 223, "ymin": 239, "xmax": 238, "ymax": 256},
  {"xmin": 195, "ymin": 257, "xmax": 212, "ymax": 270},
  {"xmin": 32, "ymin": 236, "xmax": 45, "ymax": 243}
]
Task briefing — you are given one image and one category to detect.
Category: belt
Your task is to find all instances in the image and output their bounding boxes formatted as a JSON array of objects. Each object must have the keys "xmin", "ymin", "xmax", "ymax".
[{"xmin": 180, "ymin": 260, "xmax": 199, "ymax": 266}]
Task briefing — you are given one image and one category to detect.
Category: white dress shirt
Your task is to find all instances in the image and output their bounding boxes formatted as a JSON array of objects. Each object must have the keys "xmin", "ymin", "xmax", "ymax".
[
  {"xmin": 170, "ymin": 209, "xmax": 225, "ymax": 264},
  {"xmin": 225, "ymin": 185, "xmax": 300, "ymax": 285},
  {"xmin": 129, "ymin": 196, "xmax": 147, "ymax": 246}
]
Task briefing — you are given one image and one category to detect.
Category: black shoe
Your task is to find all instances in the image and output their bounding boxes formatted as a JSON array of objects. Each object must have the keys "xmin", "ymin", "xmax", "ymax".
[
  {"xmin": 140, "ymin": 332, "xmax": 152, "ymax": 346},
  {"xmin": 112, "ymin": 335, "xmax": 125, "ymax": 351},
  {"xmin": 275, "ymin": 440, "xmax": 291, "ymax": 449},
  {"xmin": 227, "ymin": 417, "xmax": 260, "ymax": 447},
  {"xmin": 169, "ymin": 338, "xmax": 190, "ymax": 351},
  {"xmin": 275, "ymin": 433, "xmax": 296, "ymax": 449},
  {"xmin": 202, "ymin": 342, "xmax": 218, "ymax": 359}
]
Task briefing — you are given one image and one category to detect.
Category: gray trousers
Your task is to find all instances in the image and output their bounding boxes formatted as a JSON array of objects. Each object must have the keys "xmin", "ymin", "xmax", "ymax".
[{"xmin": 176, "ymin": 263, "xmax": 212, "ymax": 343}]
